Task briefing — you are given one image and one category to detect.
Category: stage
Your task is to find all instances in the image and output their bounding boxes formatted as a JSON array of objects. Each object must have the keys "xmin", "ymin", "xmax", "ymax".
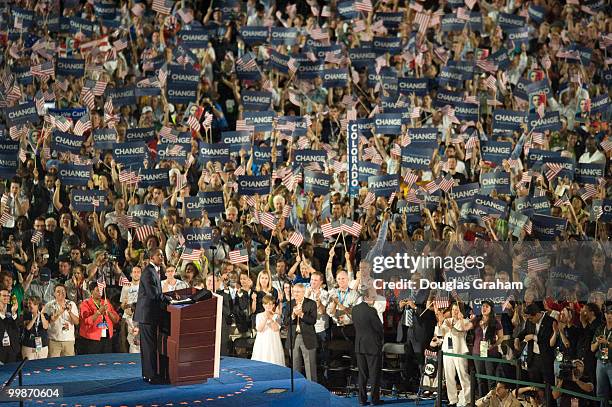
[{"xmin": 0, "ymin": 354, "xmax": 359, "ymax": 407}]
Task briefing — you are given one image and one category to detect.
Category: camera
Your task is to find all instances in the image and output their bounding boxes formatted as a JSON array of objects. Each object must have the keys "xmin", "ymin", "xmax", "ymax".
[
  {"xmin": 558, "ymin": 360, "xmax": 576, "ymax": 380},
  {"xmin": 107, "ymin": 254, "xmax": 117, "ymax": 262}
]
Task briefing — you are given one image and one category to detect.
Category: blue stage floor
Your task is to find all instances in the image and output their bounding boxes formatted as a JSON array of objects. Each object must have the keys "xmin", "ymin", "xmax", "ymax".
[
  {"xmin": 0, "ymin": 354, "xmax": 436, "ymax": 407},
  {"xmin": 0, "ymin": 354, "xmax": 327, "ymax": 407}
]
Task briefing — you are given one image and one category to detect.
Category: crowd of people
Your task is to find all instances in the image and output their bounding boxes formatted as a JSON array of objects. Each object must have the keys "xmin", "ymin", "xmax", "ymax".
[{"xmin": 0, "ymin": 0, "xmax": 610, "ymax": 405}]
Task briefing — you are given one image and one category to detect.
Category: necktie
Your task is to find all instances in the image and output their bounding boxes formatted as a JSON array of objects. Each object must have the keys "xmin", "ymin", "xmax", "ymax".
[{"xmin": 405, "ymin": 307, "xmax": 414, "ymax": 327}]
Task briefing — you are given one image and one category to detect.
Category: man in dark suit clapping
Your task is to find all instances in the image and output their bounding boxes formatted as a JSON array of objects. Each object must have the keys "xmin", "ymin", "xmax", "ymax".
[
  {"xmin": 134, "ymin": 249, "xmax": 170, "ymax": 384},
  {"xmin": 285, "ymin": 283, "xmax": 318, "ymax": 382},
  {"xmin": 352, "ymin": 289, "xmax": 385, "ymax": 406}
]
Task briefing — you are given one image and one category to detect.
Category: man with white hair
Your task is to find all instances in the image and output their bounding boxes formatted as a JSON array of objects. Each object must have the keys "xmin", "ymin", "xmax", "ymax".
[
  {"xmin": 285, "ymin": 283, "xmax": 318, "ymax": 382},
  {"xmin": 327, "ymin": 270, "xmax": 361, "ymax": 339}
]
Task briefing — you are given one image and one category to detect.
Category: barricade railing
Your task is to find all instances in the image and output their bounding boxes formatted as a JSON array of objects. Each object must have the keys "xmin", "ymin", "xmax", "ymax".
[{"xmin": 435, "ymin": 351, "xmax": 609, "ymax": 407}]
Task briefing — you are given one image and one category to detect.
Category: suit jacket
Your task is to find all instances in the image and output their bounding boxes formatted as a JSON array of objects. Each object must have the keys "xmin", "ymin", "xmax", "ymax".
[
  {"xmin": 352, "ymin": 301, "xmax": 384, "ymax": 355},
  {"xmin": 217, "ymin": 289, "xmax": 236, "ymax": 326},
  {"xmin": 518, "ymin": 314, "xmax": 556, "ymax": 365},
  {"xmin": 134, "ymin": 263, "xmax": 168, "ymax": 325},
  {"xmin": 284, "ymin": 297, "xmax": 317, "ymax": 350}
]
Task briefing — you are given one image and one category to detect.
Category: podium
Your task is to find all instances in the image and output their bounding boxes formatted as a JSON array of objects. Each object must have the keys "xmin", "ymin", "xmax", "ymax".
[{"xmin": 164, "ymin": 289, "xmax": 222, "ymax": 385}]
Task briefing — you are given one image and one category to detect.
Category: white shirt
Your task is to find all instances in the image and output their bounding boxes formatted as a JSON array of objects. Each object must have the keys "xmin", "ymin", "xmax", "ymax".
[
  {"xmin": 120, "ymin": 283, "xmax": 140, "ymax": 305},
  {"xmin": 439, "ymin": 318, "xmax": 470, "ymax": 353},
  {"xmin": 578, "ymin": 150, "xmax": 606, "ymax": 165},
  {"xmin": 162, "ymin": 279, "xmax": 189, "ymax": 293},
  {"xmin": 44, "ymin": 300, "xmax": 78, "ymax": 342},
  {"xmin": 306, "ymin": 286, "xmax": 330, "ymax": 333},
  {"xmin": 326, "ymin": 287, "xmax": 360, "ymax": 325}
]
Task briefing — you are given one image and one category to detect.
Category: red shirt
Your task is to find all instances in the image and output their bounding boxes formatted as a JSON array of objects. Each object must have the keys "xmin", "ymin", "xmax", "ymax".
[{"xmin": 79, "ymin": 298, "xmax": 119, "ymax": 341}]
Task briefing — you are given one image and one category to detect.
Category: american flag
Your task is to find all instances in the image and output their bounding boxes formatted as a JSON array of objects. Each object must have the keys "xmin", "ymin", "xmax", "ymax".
[
  {"xmin": 464, "ymin": 95, "xmax": 479, "ymax": 104},
  {"xmin": 152, "ymin": 0, "xmax": 174, "ymax": 15},
  {"xmin": 309, "ymin": 27, "xmax": 329, "ymax": 42},
  {"xmin": 325, "ymin": 52, "xmax": 343, "ymax": 65},
  {"xmin": 74, "ymin": 114, "xmax": 92, "ymax": 136},
  {"xmin": 202, "ymin": 112, "xmax": 213, "ymax": 129},
  {"xmin": 434, "ymin": 47, "xmax": 449, "ymax": 65},
  {"xmin": 414, "ymin": 12, "xmax": 431, "ymax": 35},
  {"xmin": 31, "ymin": 231, "xmax": 43, "ymax": 244},
  {"xmin": 31, "ymin": 61, "xmax": 55, "ymax": 78},
  {"xmin": 321, "ymin": 5, "xmax": 331, "ymax": 17},
  {"xmin": 113, "ymin": 38, "xmax": 128, "ymax": 52},
  {"xmin": 354, "ymin": 0, "xmax": 373, "ymax": 13},
  {"xmin": 35, "ymin": 90, "xmax": 45, "ymax": 115},
  {"xmin": 425, "ymin": 180, "xmax": 440, "ymax": 194},
  {"xmin": 390, "ymin": 144, "xmax": 401, "ymax": 157},
  {"xmin": 135, "ymin": 225, "xmax": 156, "ymax": 242},
  {"xmin": 177, "ymin": 8, "xmax": 194, "ymax": 24},
  {"xmin": 321, "ymin": 221, "xmax": 342, "ymax": 238},
  {"xmin": 235, "ymin": 119, "xmax": 255, "ymax": 133},
  {"xmin": 116, "ymin": 214, "xmax": 139, "ymax": 229},
  {"xmin": 484, "ymin": 75, "xmax": 497, "ymax": 90},
  {"xmin": 282, "ymin": 170, "xmax": 298, "ymax": 191},
  {"xmin": 600, "ymin": 139, "xmax": 612, "ymax": 153},
  {"xmin": 556, "ymin": 49, "xmax": 580, "ymax": 60},
  {"xmin": 0, "ymin": 212, "xmax": 13, "ymax": 227},
  {"xmin": 465, "ymin": 0, "xmax": 477, "ymax": 9},
  {"xmin": 80, "ymin": 87, "xmax": 95, "ymax": 110},
  {"xmin": 502, "ymin": 295, "xmax": 515, "ymax": 310},
  {"xmin": 523, "ymin": 220, "xmax": 532, "ymax": 235},
  {"xmin": 260, "ymin": 212, "xmax": 278, "ymax": 230},
  {"xmin": 341, "ymin": 219, "xmax": 362, "ymax": 237},
  {"xmin": 403, "ymin": 171, "xmax": 418, "ymax": 189},
  {"xmin": 229, "ymin": 249, "xmax": 249, "ymax": 264},
  {"xmin": 288, "ymin": 90, "xmax": 301, "ymax": 106},
  {"xmin": 234, "ymin": 165, "xmax": 245, "ymax": 176},
  {"xmin": 288, "ymin": 231, "xmax": 304, "ymax": 247},
  {"xmin": 545, "ymin": 163, "xmax": 563, "ymax": 180},
  {"xmin": 236, "ymin": 53, "xmax": 258, "ymax": 72},
  {"xmin": 527, "ymin": 257, "xmax": 549, "ymax": 273},
  {"xmin": 287, "ymin": 57, "xmax": 298, "ymax": 74},
  {"xmin": 118, "ymin": 170, "xmax": 140, "ymax": 184},
  {"xmin": 158, "ymin": 64, "xmax": 168, "ymax": 86},
  {"xmin": 282, "ymin": 204, "xmax": 292, "ymax": 219},
  {"xmin": 554, "ymin": 196, "xmax": 570, "ymax": 207},
  {"xmin": 410, "ymin": 107, "xmax": 421, "ymax": 119},
  {"xmin": 297, "ymin": 136, "xmax": 310, "ymax": 150},
  {"xmin": 438, "ymin": 176, "xmax": 455, "ymax": 193},
  {"xmin": 180, "ymin": 248, "xmax": 204, "ymax": 261},
  {"xmin": 434, "ymin": 291, "xmax": 450, "ymax": 310},
  {"xmin": 353, "ymin": 19, "xmax": 366, "ymax": 33},
  {"xmin": 119, "ymin": 274, "xmax": 131, "ymax": 287},
  {"xmin": 97, "ymin": 277, "xmax": 107, "ymax": 296},
  {"xmin": 187, "ymin": 115, "xmax": 201, "ymax": 132},
  {"xmin": 360, "ymin": 191, "xmax": 376, "ymax": 208},
  {"xmin": 531, "ymin": 132, "xmax": 544, "ymax": 145},
  {"xmin": 580, "ymin": 185, "xmax": 598, "ymax": 201},
  {"xmin": 457, "ymin": 7, "xmax": 470, "ymax": 20},
  {"xmin": 476, "ymin": 60, "xmax": 498, "ymax": 74}
]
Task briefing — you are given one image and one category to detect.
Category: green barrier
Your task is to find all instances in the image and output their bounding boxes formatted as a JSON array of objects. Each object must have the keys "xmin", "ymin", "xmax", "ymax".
[
  {"xmin": 438, "ymin": 351, "xmax": 612, "ymax": 406},
  {"xmin": 475, "ymin": 373, "xmax": 546, "ymax": 389},
  {"xmin": 476, "ymin": 373, "xmax": 612, "ymax": 404},
  {"xmin": 442, "ymin": 351, "xmax": 518, "ymax": 365}
]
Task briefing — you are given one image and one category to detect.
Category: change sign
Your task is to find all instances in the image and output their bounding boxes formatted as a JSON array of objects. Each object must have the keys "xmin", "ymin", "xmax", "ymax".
[{"xmin": 303, "ymin": 170, "xmax": 331, "ymax": 195}]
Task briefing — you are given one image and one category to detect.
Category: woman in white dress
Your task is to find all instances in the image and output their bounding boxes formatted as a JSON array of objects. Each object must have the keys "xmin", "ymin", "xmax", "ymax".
[{"xmin": 251, "ymin": 295, "xmax": 285, "ymax": 367}]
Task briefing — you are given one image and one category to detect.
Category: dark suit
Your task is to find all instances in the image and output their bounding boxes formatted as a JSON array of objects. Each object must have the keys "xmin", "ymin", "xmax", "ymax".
[
  {"xmin": 517, "ymin": 313, "xmax": 556, "ymax": 386},
  {"xmin": 352, "ymin": 301, "xmax": 384, "ymax": 404},
  {"xmin": 134, "ymin": 263, "xmax": 168, "ymax": 380},
  {"xmin": 217, "ymin": 289, "xmax": 238, "ymax": 356},
  {"xmin": 284, "ymin": 297, "xmax": 318, "ymax": 381}
]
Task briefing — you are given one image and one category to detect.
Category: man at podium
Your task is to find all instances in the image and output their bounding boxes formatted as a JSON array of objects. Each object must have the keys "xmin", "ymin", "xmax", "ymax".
[{"xmin": 134, "ymin": 249, "xmax": 171, "ymax": 384}]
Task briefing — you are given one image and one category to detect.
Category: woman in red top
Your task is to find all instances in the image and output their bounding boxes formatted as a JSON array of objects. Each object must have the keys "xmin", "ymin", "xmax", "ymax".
[{"xmin": 79, "ymin": 280, "xmax": 120, "ymax": 354}]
